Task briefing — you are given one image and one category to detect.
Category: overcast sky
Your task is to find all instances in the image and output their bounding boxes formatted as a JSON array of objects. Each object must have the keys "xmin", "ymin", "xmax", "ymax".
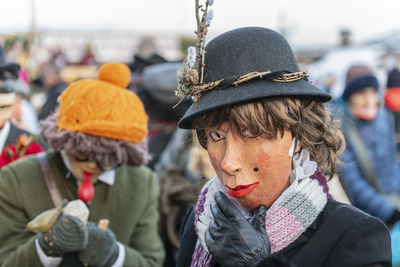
[{"xmin": 1, "ymin": 0, "xmax": 399, "ymax": 46}]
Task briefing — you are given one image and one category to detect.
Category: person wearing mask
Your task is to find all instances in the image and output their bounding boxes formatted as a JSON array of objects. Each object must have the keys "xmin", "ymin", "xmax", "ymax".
[
  {"xmin": 175, "ymin": 27, "xmax": 391, "ymax": 266},
  {"xmin": 0, "ymin": 63, "xmax": 165, "ymax": 266}
]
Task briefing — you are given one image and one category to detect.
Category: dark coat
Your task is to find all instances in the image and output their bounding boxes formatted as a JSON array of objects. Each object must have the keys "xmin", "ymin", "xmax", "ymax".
[
  {"xmin": 4, "ymin": 122, "xmax": 30, "ymax": 147},
  {"xmin": 3, "ymin": 122, "xmax": 47, "ymax": 150},
  {"xmin": 176, "ymin": 198, "xmax": 392, "ymax": 267},
  {"xmin": 38, "ymin": 82, "xmax": 67, "ymax": 120}
]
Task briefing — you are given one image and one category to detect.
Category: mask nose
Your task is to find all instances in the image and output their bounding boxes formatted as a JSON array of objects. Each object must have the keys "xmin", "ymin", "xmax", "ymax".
[{"xmin": 220, "ymin": 139, "xmax": 242, "ymax": 175}]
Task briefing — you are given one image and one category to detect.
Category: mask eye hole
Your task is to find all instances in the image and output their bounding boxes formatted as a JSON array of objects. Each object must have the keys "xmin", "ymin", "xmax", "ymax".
[
  {"xmin": 74, "ymin": 155, "xmax": 89, "ymax": 162},
  {"xmin": 209, "ymin": 131, "xmax": 225, "ymax": 142}
]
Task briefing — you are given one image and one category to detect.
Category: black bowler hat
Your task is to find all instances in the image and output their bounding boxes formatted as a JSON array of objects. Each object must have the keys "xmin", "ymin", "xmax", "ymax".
[
  {"xmin": 0, "ymin": 45, "xmax": 20, "ymax": 78},
  {"xmin": 178, "ymin": 27, "xmax": 331, "ymax": 129}
]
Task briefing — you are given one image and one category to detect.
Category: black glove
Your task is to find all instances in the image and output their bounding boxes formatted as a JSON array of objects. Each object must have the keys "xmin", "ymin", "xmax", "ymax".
[
  {"xmin": 78, "ymin": 222, "xmax": 119, "ymax": 266},
  {"xmin": 37, "ymin": 214, "xmax": 88, "ymax": 257},
  {"xmin": 205, "ymin": 192, "xmax": 270, "ymax": 267}
]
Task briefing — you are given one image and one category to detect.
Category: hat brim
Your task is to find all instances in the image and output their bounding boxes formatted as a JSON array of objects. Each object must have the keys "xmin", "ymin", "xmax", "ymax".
[{"xmin": 178, "ymin": 78, "xmax": 331, "ymax": 129}]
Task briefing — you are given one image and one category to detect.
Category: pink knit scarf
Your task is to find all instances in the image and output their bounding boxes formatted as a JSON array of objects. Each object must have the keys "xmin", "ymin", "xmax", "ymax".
[{"xmin": 190, "ymin": 150, "xmax": 330, "ymax": 267}]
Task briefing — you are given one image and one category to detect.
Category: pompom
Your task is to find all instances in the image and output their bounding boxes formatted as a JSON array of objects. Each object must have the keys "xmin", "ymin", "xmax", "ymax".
[{"xmin": 97, "ymin": 62, "xmax": 131, "ymax": 88}]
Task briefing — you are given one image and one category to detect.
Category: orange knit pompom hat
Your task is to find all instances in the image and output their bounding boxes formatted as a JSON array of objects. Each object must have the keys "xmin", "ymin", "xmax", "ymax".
[{"xmin": 57, "ymin": 62, "xmax": 148, "ymax": 143}]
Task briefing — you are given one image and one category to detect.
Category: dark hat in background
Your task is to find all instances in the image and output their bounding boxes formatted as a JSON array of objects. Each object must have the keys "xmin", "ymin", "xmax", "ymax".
[
  {"xmin": 138, "ymin": 62, "xmax": 192, "ymax": 121},
  {"xmin": 178, "ymin": 27, "xmax": 331, "ymax": 129},
  {"xmin": 0, "ymin": 45, "xmax": 20, "ymax": 95},
  {"xmin": 0, "ymin": 45, "xmax": 20, "ymax": 79},
  {"xmin": 387, "ymin": 68, "xmax": 400, "ymax": 89},
  {"xmin": 128, "ymin": 54, "xmax": 167, "ymax": 73},
  {"xmin": 342, "ymin": 64, "xmax": 378, "ymax": 100}
]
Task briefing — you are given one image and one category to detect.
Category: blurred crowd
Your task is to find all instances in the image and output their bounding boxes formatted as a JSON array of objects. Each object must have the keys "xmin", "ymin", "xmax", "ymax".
[{"xmin": 0, "ymin": 32, "xmax": 399, "ymax": 266}]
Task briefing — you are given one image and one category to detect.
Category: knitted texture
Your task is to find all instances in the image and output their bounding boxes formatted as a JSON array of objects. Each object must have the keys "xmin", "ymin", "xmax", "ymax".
[
  {"xmin": 345, "ymin": 65, "xmax": 374, "ymax": 86},
  {"xmin": 38, "ymin": 214, "xmax": 88, "ymax": 256},
  {"xmin": 343, "ymin": 64, "xmax": 378, "ymax": 100},
  {"xmin": 191, "ymin": 150, "xmax": 329, "ymax": 266},
  {"xmin": 78, "ymin": 222, "xmax": 119, "ymax": 266},
  {"xmin": 57, "ymin": 63, "xmax": 148, "ymax": 143}
]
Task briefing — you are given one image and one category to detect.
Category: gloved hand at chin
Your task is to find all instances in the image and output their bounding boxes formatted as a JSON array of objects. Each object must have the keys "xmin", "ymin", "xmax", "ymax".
[
  {"xmin": 205, "ymin": 191, "xmax": 271, "ymax": 267},
  {"xmin": 78, "ymin": 222, "xmax": 119, "ymax": 266}
]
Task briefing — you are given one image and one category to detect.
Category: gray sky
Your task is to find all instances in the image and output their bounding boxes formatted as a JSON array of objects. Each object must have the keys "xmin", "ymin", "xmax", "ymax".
[{"xmin": 1, "ymin": 0, "xmax": 399, "ymax": 46}]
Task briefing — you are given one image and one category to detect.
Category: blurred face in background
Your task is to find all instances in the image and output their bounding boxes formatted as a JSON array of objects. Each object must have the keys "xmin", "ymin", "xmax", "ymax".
[
  {"xmin": 349, "ymin": 87, "xmax": 379, "ymax": 120},
  {"xmin": 0, "ymin": 70, "xmax": 17, "ymax": 126}
]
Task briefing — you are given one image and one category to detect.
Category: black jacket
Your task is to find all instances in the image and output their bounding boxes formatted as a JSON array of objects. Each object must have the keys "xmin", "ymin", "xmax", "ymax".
[
  {"xmin": 4, "ymin": 123, "xmax": 30, "ymax": 147},
  {"xmin": 5, "ymin": 122, "xmax": 47, "ymax": 149},
  {"xmin": 176, "ymin": 198, "xmax": 391, "ymax": 267}
]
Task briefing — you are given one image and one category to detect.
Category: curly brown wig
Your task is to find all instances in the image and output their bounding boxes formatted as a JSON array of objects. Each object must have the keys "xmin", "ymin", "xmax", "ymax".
[{"xmin": 40, "ymin": 115, "xmax": 150, "ymax": 168}]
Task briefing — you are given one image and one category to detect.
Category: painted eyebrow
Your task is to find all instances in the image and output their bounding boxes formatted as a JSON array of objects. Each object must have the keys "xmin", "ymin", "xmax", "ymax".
[{"xmin": 210, "ymin": 125, "xmax": 229, "ymax": 134}]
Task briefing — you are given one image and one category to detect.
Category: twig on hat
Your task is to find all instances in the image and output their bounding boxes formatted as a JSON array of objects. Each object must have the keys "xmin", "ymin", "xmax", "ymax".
[
  {"xmin": 173, "ymin": 70, "xmax": 309, "ymax": 108},
  {"xmin": 176, "ymin": 0, "xmax": 214, "ymax": 104}
]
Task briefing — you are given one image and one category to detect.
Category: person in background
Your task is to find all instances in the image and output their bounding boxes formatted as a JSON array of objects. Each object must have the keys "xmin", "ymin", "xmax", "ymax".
[
  {"xmin": 0, "ymin": 44, "xmax": 44, "ymax": 168},
  {"xmin": 11, "ymin": 75, "xmax": 40, "ymax": 134},
  {"xmin": 128, "ymin": 38, "xmax": 167, "ymax": 93},
  {"xmin": 157, "ymin": 127, "xmax": 215, "ymax": 267},
  {"xmin": 136, "ymin": 62, "xmax": 208, "ymax": 267},
  {"xmin": 137, "ymin": 61, "xmax": 191, "ymax": 170},
  {"xmin": 176, "ymin": 27, "xmax": 391, "ymax": 266},
  {"xmin": 0, "ymin": 63, "xmax": 165, "ymax": 266},
  {"xmin": 79, "ymin": 44, "xmax": 97, "ymax": 66},
  {"xmin": 339, "ymin": 64, "xmax": 400, "ymax": 228},
  {"xmin": 38, "ymin": 62, "xmax": 67, "ymax": 121},
  {"xmin": 384, "ymin": 67, "xmax": 400, "ymax": 160}
]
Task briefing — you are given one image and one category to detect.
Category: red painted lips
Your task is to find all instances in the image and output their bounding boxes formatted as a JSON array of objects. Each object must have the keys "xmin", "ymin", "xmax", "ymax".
[{"xmin": 226, "ymin": 182, "xmax": 260, "ymax": 198}]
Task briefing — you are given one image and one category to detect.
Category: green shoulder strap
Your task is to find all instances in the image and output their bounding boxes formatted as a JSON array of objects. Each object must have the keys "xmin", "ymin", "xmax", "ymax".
[{"xmin": 36, "ymin": 152, "xmax": 64, "ymax": 207}]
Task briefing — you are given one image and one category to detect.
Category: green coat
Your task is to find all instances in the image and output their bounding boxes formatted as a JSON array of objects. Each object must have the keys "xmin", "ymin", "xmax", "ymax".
[{"xmin": 0, "ymin": 151, "xmax": 165, "ymax": 267}]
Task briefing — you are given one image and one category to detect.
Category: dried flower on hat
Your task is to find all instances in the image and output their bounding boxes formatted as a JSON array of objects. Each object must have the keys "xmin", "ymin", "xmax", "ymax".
[
  {"xmin": 206, "ymin": 10, "xmax": 214, "ymax": 26},
  {"xmin": 176, "ymin": 0, "xmax": 215, "ymax": 104},
  {"xmin": 187, "ymin": 47, "xmax": 197, "ymax": 68}
]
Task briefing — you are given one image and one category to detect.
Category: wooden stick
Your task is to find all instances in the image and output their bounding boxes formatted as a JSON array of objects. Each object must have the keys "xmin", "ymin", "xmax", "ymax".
[{"xmin": 98, "ymin": 219, "xmax": 109, "ymax": 230}]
